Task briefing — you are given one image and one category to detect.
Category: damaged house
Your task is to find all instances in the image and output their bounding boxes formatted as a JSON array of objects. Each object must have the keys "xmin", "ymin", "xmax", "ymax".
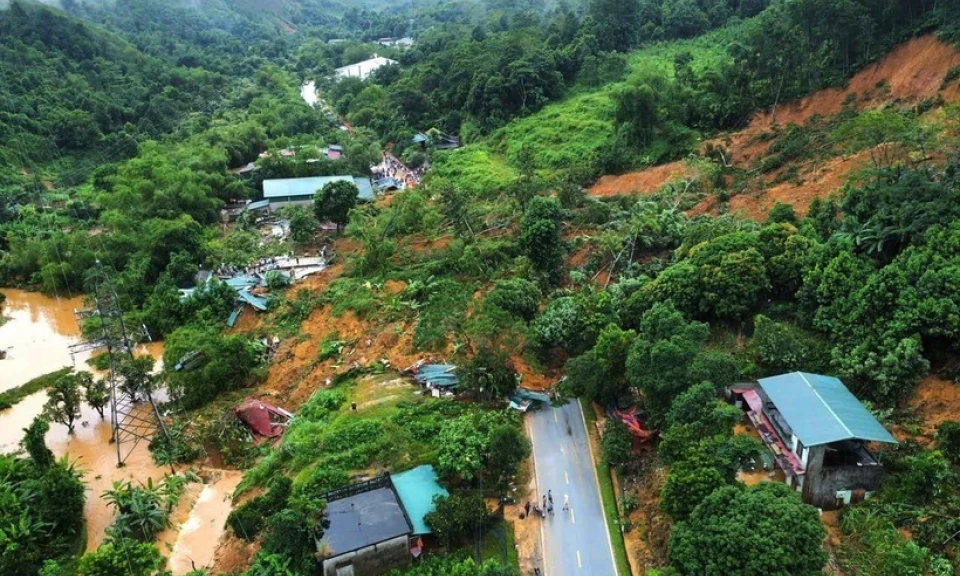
[{"xmin": 731, "ymin": 372, "xmax": 897, "ymax": 510}]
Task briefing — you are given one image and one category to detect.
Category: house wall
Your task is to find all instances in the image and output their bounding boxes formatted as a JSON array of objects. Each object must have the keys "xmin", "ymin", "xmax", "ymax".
[
  {"xmin": 268, "ymin": 198, "xmax": 313, "ymax": 212},
  {"xmin": 322, "ymin": 535, "xmax": 411, "ymax": 576},
  {"xmin": 800, "ymin": 446, "xmax": 884, "ymax": 510}
]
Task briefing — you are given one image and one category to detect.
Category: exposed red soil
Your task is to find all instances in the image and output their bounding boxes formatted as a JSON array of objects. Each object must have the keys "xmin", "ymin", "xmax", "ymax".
[
  {"xmin": 692, "ymin": 150, "xmax": 870, "ymax": 219},
  {"xmin": 260, "ymin": 302, "xmax": 422, "ymax": 407},
  {"xmin": 210, "ymin": 531, "xmax": 260, "ymax": 575},
  {"xmin": 511, "ymin": 354, "xmax": 556, "ymax": 391},
  {"xmin": 600, "ymin": 34, "xmax": 960, "ymax": 220},
  {"xmin": 904, "ymin": 375, "xmax": 960, "ymax": 443},
  {"xmin": 751, "ymin": 34, "xmax": 960, "ymax": 132},
  {"xmin": 588, "ymin": 161, "xmax": 689, "ymax": 197}
]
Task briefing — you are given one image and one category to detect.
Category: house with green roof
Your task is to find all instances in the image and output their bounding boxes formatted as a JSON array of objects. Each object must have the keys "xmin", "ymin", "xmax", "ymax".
[{"xmin": 731, "ymin": 372, "xmax": 897, "ymax": 510}]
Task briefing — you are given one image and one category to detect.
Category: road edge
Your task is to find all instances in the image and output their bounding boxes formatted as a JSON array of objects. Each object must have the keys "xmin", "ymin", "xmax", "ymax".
[
  {"xmin": 577, "ymin": 398, "xmax": 621, "ymax": 576},
  {"xmin": 525, "ymin": 413, "xmax": 549, "ymax": 576}
]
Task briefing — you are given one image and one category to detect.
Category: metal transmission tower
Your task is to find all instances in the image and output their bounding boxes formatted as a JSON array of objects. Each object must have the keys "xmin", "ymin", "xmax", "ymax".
[{"xmin": 69, "ymin": 261, "xmax": 170, "ymax": 466}]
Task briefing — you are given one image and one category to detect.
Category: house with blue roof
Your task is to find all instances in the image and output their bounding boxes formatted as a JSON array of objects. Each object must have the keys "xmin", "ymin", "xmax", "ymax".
[
  {"xmin": 731, "ymin": 372, "xmax": 897, "ymax": 510},
  {"xmin": 262, "ymin": 175, "xmax": 376, "ymax": 212}
]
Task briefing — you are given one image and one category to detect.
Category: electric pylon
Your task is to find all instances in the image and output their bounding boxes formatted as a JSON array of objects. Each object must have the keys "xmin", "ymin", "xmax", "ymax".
[{"xmin": 69, "ymin": 260, "xmax": 170, "ymax": 466}]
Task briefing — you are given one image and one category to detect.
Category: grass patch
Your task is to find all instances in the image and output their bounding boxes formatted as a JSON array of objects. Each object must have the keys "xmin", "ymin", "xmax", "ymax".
[
  {"xmin": 428, "ymin": 146, "xmax": 516, "ymax": 195},
  {"xmin": 580, "ymin": 397, "xmax": 632, "ymax": 576},
  {"xmin": 477, "ymin": 518, "xmax": 519, "ymax": 568},
  {"xmin": 240, "ymin": 373, "xmax": 470, "ymax": 493},
  {"xmin": 0, "ymin": 367, "xmax": 72, "ymax": 411}
]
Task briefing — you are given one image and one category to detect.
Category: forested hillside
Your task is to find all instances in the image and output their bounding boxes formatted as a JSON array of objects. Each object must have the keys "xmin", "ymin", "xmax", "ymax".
[{"xmin": 3, "ymin": 0, "xmax": 960, "ymax": 575}]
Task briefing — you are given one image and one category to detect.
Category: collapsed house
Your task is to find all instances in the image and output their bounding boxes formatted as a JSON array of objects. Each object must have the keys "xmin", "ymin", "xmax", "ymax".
[
  {"xmin": 409, "ymin": 363, "xmax": 459, "ymax": 396},
  {"xmin": 731, "ymin": 372, "xmax": 897, "ymax": 510},
  {"xmin": 317, "ymin": 465, "xmax": 447, "ymax": 576},
  {"xmin": 607, "ymin": 406, "xmax": 657, "ymax": 443},
  {"xmin": 234, "ymin": 397, "xmax": 294, "ymax": 443}
]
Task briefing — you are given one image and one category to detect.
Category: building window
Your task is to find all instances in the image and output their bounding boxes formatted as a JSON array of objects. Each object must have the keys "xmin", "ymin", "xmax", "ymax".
[{"xmin": 796, "ymin": 439, "xmax": 804, "ymax": 461}]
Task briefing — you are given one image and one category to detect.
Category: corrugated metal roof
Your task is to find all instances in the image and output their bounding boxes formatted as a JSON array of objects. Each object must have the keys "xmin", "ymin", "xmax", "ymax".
[
  {"xmin": 246, "ymin": 199, "xmax": 270, "ymax": 211},
  {"xmin": 322, "ymin": 486, "xmax": 411, "ymax": 555},
  {"xmin": 263, "ymin": 176, "xmax": 376, "ymax": 202},
  {"xmin": 236, "ymin": 289, "xmax": 269, "ymax": 311},
  {"xmin": 391, "ymin": 465, "xmax": 448, "ymax": 535},
  {"xmin": 758, "ymin": 372, "xmax": 897, "ymax": 446},
  {"xmin": 413, "ymin": 364, "xmax": 458, "ymax": 388}
]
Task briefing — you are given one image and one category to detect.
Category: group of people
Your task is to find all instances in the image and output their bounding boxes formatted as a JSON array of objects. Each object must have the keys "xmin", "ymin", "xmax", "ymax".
[
  {"xmin": 371, "ymin": 153, "xmax": 428, "ymax": 188},
  {"xmin": 523, "ymin": 489, "xmax": 570, "ymax": 519}
]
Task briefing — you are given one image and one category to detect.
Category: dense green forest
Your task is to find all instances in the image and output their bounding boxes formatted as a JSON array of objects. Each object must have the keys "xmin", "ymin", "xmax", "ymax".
[{"xmin": 4, "ymin": 0, "xmax": 960, "ymax": 574}]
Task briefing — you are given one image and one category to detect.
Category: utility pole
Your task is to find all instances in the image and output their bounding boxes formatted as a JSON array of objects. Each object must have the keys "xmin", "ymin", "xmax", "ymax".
[{"xmin": 70, "ymin": 260, "xmax": 170, "ymax": 467}]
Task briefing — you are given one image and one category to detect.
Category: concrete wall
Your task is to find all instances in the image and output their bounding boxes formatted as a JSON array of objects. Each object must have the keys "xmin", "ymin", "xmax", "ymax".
[
  {"xmin": 322, "ymin": 535, "xmax": 411, "ymax": 576},
  {"xmin": 800, "ymin": 446, "xmax": 884, "ymax": 510}
]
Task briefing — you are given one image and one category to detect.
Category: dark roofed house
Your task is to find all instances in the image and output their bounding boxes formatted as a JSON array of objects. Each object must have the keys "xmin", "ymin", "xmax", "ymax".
[
  {"xmin": 731, "ymin": 372, "xmax": 897, "ymax": 510},
  {"xmin": 318, "ymin": 466, "xmax": 446, "ymax": 576}
]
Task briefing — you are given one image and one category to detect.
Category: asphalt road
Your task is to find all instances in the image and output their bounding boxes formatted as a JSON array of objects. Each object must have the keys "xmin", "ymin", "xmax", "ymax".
[{"xmin": 528, "ymin": 401, "xmax": 618, "ymax": 576}]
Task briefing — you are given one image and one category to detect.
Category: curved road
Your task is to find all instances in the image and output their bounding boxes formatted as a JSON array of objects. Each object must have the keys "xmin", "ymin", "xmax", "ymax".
[{"xmin": 528, "ymin": 401, "xmax": 618, "ymax": 576}]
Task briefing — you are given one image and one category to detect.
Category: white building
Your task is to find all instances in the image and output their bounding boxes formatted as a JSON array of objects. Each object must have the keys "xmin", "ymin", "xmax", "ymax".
[{"xmin": 334, "ymin": 55, "xmax": 398, "ymax": 80}]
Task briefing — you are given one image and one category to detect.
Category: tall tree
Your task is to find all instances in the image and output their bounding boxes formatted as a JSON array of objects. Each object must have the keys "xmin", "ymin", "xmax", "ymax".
[
  {"xmin": 520, "ymin": 196, "xmax": 565, "ymax": 285},
  {"xmin": 314, "ymin": 180, "xmax": 359, "ymax": 234},
  {"xmin": 669, "ymin": 483, "xmax": 827, "ymax": 576},
  {"xmin": 590, "ymin": 0, "xmax": 641, "ymax": 51},
  {"xmin": 42, "ymin": 373, "xmax": 83, "ymax": 434},
  {"xmin": 80, "ymin": 372, "xmax": 109, "ymax": 419}
]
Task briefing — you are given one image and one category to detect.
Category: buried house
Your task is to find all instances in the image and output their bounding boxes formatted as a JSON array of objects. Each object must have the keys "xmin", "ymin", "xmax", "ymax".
[
  {"xmin": 317, "ymin": 465, "xmax": 447, "ymax": 576},
  {"xmin": 731, "ymin": 372, "xmax": 897, "ymax": 510}
]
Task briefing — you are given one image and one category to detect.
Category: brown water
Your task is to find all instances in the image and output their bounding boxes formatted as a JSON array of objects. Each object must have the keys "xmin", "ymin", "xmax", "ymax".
[
  {"xmin": 0, "ymin": 290, "xmax": 236, "ymax": 569},
  {"xmin": 0, "ymin": 289, "xmax": 88, "ymax": 392},
  {"xmin": 160, "ymin": 470, "xmax": 244, "ymax": 575}
]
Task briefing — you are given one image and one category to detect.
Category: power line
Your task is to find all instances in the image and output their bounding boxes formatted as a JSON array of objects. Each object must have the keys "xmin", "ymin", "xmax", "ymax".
[{"xmin": 69, "ymin": 260, "xmax": 170, "ymax": 467}]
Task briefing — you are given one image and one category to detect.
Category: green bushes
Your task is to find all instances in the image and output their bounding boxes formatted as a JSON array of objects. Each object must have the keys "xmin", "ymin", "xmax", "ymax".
[
  {"xmin": 936, "ymin": 421, "xmax": 960, "ymax": 464},
  {"xmin": 0, "ymin": 367, "xmax": 72, "ymax": 411},
  {"xmin": 425, "ymin": 493, "xmax": 489, "ymax": 547},
  {"xmin": 485, "ymin": 278, "xmax": 541, "ymax": 321},
  {"xmin": 751, "ymin": 315, "xmax": 830, "ymax": 375},
  {"xmin": 838, "ymin": 505, "xmax": 953, "ymax": 576},
  {"xmin": 385, "ymin": 555, "xmax": 519, "ymax": 576},
  {"xmin": 227, "ymin": 477, "xmax": 292, "ymax": 541},
  {"xmin": 668, "ymin": 483, "xmax": 827, "ymax": 576},
  {"xmin": 163, "ymin": 326, "xmax": 263, "ymax": 409},
  {"xmin": 0, "ymin": 418, "xmax": 85, "ymax": 576}
]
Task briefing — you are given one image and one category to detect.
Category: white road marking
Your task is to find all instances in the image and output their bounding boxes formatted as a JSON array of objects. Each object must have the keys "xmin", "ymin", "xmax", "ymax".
[
  {"xmin": 565, "ymin": 471, "xmax": 569, "ymax": 484},
  {"xmin": 577, "ymin": 400, "xmax": 620, "ymax": 576},
  {"xmin": 526, "ymin": 415, "xmax": 549, "ymax": 576},
  {"xmin": 577, "ymin": 550, "xmax": 582, "ymax": 568},
  {"xmin": 554, "ymin": 411, "xmax": 558, "ymax": 422},
  {"xmin": 571, "ymin": 508, "xmax": 576, "ymax": 524}
]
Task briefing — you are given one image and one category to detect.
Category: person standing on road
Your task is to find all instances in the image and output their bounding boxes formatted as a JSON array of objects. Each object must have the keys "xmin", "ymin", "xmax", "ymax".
[
  {"xmin": 548, "ymin": 490, "xmax": 553, "ymax": 505},
  {"xmin": 542, "ymin": 494, "xmax": 547, "ymax": 510},
  {"xmin": 563, "ymin": 494, "xmax": 570, "ymax": 511}
]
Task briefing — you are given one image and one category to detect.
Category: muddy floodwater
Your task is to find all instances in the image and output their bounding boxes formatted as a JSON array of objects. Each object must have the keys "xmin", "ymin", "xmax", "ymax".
[{"xmin": 0, "ymin": 289, "xmax": 236, "ymax": 572}]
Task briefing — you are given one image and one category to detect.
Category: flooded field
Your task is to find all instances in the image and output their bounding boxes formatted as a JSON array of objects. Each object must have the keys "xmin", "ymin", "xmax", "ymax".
[
  {"xmin": 0, "ymin": 289, "xmax": 87, "ymax": 393},
  {"xmin": 0, "ymin": 289, "xmax": 236, "ymax": 572}
]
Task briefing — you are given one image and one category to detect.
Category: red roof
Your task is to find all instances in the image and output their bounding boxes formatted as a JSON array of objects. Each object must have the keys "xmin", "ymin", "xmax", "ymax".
[{"xmin": 234, "ymin": 398, "xmax": 291, "ymax": 438}]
